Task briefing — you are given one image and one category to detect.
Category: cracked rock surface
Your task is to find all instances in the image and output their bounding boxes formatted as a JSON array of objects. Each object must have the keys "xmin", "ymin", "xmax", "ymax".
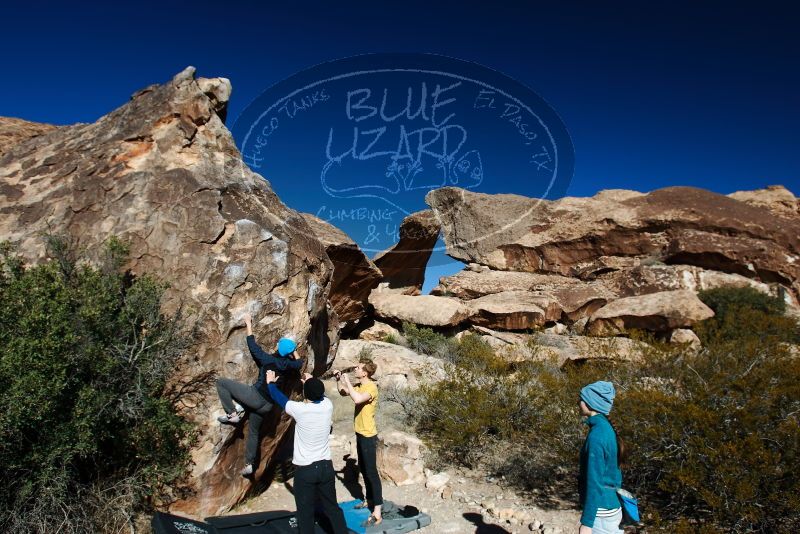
[
  {"xmin": 0, "ymin": 67, "xmax": 339, "ymax": 518},
  {"xmin": 426, "ymin": 186, "xmax": 800, "ymax": 305}
]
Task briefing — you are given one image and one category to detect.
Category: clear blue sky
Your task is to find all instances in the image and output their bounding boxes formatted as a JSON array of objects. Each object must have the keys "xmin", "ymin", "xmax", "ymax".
[{"xmin": 2, "ymin": 1, "xmax": 798, "ymax": 292}]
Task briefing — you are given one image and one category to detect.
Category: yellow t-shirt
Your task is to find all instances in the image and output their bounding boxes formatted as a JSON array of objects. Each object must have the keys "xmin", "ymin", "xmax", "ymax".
[{"xmin": 353, "ymin": 381, "xmax": 378, "ymax": 437}]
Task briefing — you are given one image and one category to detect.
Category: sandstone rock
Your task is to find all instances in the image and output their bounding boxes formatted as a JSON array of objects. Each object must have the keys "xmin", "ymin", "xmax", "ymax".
[
  {"xmin": 301, "ymin": 213, "xmax": 382, "ymax": 328},
  {"xmin": 470, "ymin": 325, "xmax": 530, "ymax": 346},
  {"xmin": 333, "ymin": 339, "xmax": 444, "ymax": 388},
  {"xmin": 425, "ymin": 472, "xmax": 451, "ymax": 491},
  {"xmin": 588, "ymin": 290, "xmax": 714, "ymax": 335},
  {"xmin": 479, "ymin": 333, "xmax": 516, "ymax": 352},
  {"xmin": 544, "ymin": 322, "xmax": 568, "ymax": 335},
  {"xmin": 528, "ymin": 333, "xmax": 647, "ymax": 365},
  {"xmin": 729, "ymin": 185, "xmax": 799, "ymax": 218},
  {"xmin": 600, "ymin": 263, "xmax": 792, "ymax": 304},
  {"xmin": 357, "ymin": 321, "xmax": 402, "ymax": 342},
  {"xmin": 0, "ymin": 67, "xmax": 338, "ymax": 517},
  {"xmin": 373, "ymin": 210, "xmax": 440, "ymax": 294},
  {"xmin": 470, "ymin": 326, "xmax": 646, "ymax": 365},
  {"xmin": 669, "ymin": 328, "xmax": 702, "ymax": 349},
  {"xmin": 376, "ymin": 430, "xmax": 426, "ymax": 486},
  {"xmin": 426, "ymin": 186, "xmax": 800, "ymax": 303},
  {"xmin": 570, "ymin": 317, "xmax": 589, "ymax": 335},
  {"xmin": 0, "ymin": 117, "xmax": 59, "ymax": 158},
  {"xmin": 432, "ymin": 268, "xmax": 614, "ymax": 320},
  {"xmin": 566, "ymin": 335, "xmax": 648, "ymax": 364},
  {"xmin": 369, "ymin": 290, "xmax": 473, "ymax": 327},
  {"xmin": 433, "ymin": 268, "xmax": 584, "ymax": 299},
  {"xmin": 467, "ymin": 290, "xmax": 560, "ymax": 330}
]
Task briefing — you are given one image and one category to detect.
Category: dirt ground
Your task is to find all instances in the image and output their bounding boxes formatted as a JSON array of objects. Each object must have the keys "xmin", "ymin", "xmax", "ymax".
[{"xmin": 230, "ymin": 380, "xmax": 581, "ymax": 534}]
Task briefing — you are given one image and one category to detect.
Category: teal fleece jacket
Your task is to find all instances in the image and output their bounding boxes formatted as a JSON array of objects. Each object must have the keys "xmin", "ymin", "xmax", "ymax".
[{"xmin": 579, "ymin": 414, "xmax": 623, "ymax": 526}]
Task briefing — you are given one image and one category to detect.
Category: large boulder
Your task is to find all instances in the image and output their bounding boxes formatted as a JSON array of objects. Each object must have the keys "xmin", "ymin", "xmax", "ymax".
[
  {"xmin": 372, "ymin": 210, "xmax": 440, "ymax": 294},
  {"xmin": 0, "ymin": 67, "xmax": 339, "ymax": 517},
  {"xmin": 467, "ymin": 290, "xmax": 561, "ymax": 330},
  {"xmin": 376, "ymin": 430, "xmax": 427, "ymax": 486},
  {"xmin": 433, "ymin": 268, "xmax": 590, "ymax": 298},
  {"xmin": 468, "ymin": 326, "xmax": 647, "ymax": 366},
  {"xmin": 426, "ymin": 186, "xmax": 800, "ymax": 303},
  {"xmin": 433, "ymin": 269, "xmax": 614, "ymax": 321},
  {"xmin": 368, "ymin": 290, "xmax": 473, "ymax": 327},
  {"xmin": 599, "ymin": 263, "xmax": 794, "ymax": 305},
  {"xmin": 669, "ymin": 328, "xmax": 702, "ymax": 350},
  {"xmin": 301, "ymin": 213, "xmax": 383, "ymax": 328},
  {"xmin": 357, "ymin": 320, "xmax": 403, "ymax": 342},
  {"xmin": 588, "ymin": 290, "xmax": 714, "ymax": 335},
  {"xmin": 728, "ymin": 185, "xmax": 799, "ymax": 219}
]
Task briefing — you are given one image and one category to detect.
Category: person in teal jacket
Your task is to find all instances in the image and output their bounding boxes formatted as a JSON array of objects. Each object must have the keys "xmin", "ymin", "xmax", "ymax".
[{"xmin": 578, "ymin": 381, "xmax": 625, "ymax": 534}]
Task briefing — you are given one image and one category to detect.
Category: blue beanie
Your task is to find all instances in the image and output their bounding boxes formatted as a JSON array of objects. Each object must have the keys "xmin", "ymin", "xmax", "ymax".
[
  {"xmin": 580, "ymin": 381, "xmax": 615, "ymax": 415},
  {"xmin": 277, "ymin": 337, "xmax": 297, "ymax": 357}
]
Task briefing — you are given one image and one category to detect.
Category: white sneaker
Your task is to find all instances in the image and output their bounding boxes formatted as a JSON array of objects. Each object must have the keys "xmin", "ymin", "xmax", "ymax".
[
  {"xmin": 240, "ymin": 464, "xmax": 254, "ymax": 477},
  {"xmin": 218, "ymin": 411, "xmax": 243, "ymax": 424}
]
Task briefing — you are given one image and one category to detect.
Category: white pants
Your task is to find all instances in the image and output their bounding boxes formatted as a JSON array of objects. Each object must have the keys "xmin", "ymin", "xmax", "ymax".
[{"xmin": 592, "ymin": 508, "xmax": 623, "ymax": 533}]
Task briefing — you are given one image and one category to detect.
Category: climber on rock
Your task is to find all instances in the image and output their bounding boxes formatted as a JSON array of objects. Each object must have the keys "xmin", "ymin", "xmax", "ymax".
[{"xmin": 215, "ymin": 312, "xmax": 304, "ymax": 477}]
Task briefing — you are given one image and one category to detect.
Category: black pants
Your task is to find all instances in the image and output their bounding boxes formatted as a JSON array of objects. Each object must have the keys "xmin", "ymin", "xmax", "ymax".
[
  {"xmin": 356, "ymin": 433, "xmax": 383, "ymax": 507},
  {"xmin": 293, "ymin": 460, "xmax": 348, "ymax": 534},
  {"xmin": 215, "ymin": 378, "xmax": 273, "ymax": 465}
]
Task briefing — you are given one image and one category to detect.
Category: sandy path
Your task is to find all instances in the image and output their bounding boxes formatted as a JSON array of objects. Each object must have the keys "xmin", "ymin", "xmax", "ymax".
[{"xmin": 230, "ymin": 383, "xmax": 580, "ymax": 533}]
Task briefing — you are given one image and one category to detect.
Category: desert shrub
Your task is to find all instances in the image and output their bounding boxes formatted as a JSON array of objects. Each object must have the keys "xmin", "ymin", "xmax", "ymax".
[
  {"xmin": 382, "ymin": 333, "xmax": 400, "ymax": 345},
  {"xmin": 699, "ymin": 286, "xmax": 786, "ymax": 317},
  {"xmin": 0, "ymin": 237, "xmax": 195, "ymax": 533},
  {"xmin": 404, "ymin": 298, "xmax": 800, "ymax": 532},
  {"xmin": 355, "ymin": 344, "xmax": 374, "ymax": 362},
  {"xmin": 400, "ymin": 321, "xmax": 456, "ymax": 357},
  {"xmin": 618, "ymin": 337, "xmax": 800, "ymax": 532},
  {"xmin": 697, "ymin": 286, "xmax": 798, "ymax": 344}
]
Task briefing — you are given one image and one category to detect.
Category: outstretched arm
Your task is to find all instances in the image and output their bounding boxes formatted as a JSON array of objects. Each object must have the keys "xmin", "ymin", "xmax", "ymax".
[
  {"xmin": 243, "ymin": 313, "xmax": 275, "ymax": 365},
  {"xmin": 266, "ymin": 370, "xmax": 288, "ymax": 410}
]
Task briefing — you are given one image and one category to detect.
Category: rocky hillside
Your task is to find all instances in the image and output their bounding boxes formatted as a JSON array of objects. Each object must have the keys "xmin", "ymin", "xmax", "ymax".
[
  {"xmin": 0, "ymin": 68, "xmax": 339, "ymax": 517},
  {"xmin": 0, "ymin": 117, "xmax": 59, "ymax": 158},
  {"xmin": 2, "ymin": 64, "xmax": 798, "ymax": 523},
  {"xmin": 343, "ymin": 185, "xmax": 799, "ymax": 359}
]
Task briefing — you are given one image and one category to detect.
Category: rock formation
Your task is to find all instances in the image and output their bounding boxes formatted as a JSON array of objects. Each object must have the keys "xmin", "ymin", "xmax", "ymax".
[
  {"xmin": 376, "ymin": 430, "xmax": 427, "ymax": 486},
  {"xmin": 467, "ymin": 290, "xmax": 560, "ymax": 330},
  {"xmin": 0, "ymin": 117, "xmax": 59, "ymax": 158},
  {"xmin": 587, "ymin": 290, "xmax": 715, "ymax": 335},
  {"xmin": 358, "ymin": 320, "xmax": 403, "ymax": 342},
  {"xmin": 432, "ymin": 269, "xmax": 614, "ymax": 322},
  {"xmin": 369, "ymin": 290, "xmax": 473, "ymax": 327},
  {"xmin": 0, "ymin": 67, "xmax": 339, "ymax": 517},
  {"xmin": 372, "ymin": 209, "xmax": 440, "ymax": 294},
  {"xmin": 426, "ymin": 186, "xmax": 800, "ymax": 304},
  {"xmin": 301, "ymin": 213, "xmax": 382, "ymax": 329},
  {"xmin": 728, "ymin": 185, "xmax": 799, "ymax": 218}
]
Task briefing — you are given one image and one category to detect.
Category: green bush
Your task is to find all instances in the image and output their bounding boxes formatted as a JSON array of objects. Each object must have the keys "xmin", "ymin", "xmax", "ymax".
[
  {"xmin": 403, "ymin": 288, "xmax": 800, "ymax": 532},
  {"xmin": 619, "ymin": 337, "xmax": 800, "ymax": 531},
  {"xmin": 697, "ymin": 286, "xmax": 798, "ymax": 344},
  {"xmin": 0, "ymin": 237, "xmax": 195, "ymax": 533},
  {"xmin": 699, "ymin": 286, "xmax": 786, "ymax": 317},
  {"xmin": 382, "ymin": 333, "xmax": 400, "ymax": 345},
  {"xmin": 400, "ymin": 322, "xmax": 456, "ymax": 357}
]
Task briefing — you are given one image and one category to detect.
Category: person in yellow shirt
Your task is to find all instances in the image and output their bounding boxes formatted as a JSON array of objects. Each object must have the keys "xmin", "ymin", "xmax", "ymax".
[{"xmin": 335, "ymin": 359, "xmax": 383, "ymax": 527}]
